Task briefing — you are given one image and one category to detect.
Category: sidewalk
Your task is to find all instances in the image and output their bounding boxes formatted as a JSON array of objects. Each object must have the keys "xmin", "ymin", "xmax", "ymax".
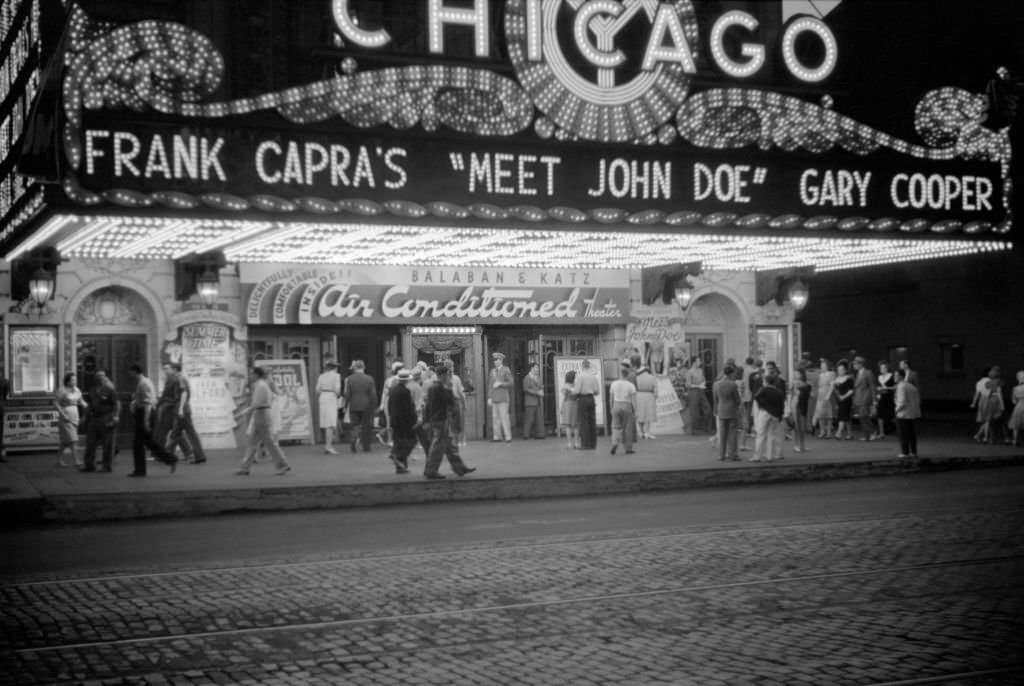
[{"xmin": 1, "ymin": 420, "xmax": 1021, "ymax": 523}]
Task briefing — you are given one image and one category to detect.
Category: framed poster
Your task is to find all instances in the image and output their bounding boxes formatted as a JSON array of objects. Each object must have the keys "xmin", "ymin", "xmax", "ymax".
[
  {"xmin": 254, "ymin": 358, "xmax": 314, "ymax": 444},
  {"xmin": 756, "ymin": 326, "xmax": 789, "ymax": 378},
  {"xmin": 553, "ymin": 356, "xmax": 605, "ymax": 429},
  {"xmin": 8, "ymin": 326, "xmax": 58, "ymax": 395}
]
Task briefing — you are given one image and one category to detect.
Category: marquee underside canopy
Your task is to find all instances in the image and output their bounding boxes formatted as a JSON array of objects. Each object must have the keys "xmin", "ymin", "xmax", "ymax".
[{"xmin": 8, "ymin": 214, "xmax": 1012, "ymax": 272}]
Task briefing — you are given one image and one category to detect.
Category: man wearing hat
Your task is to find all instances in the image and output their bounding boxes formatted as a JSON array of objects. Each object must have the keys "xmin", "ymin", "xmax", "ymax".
[
  {"xmin": 315, "ymin": 359, "xmax": 342, "ymax": 454},
  {"xmin": 424, "ymin": 364, "xmax": 476, "ymax": 478},
  {"xmin": 489, "ymin": 351, "xmax": 513, "ymax": 442},
  {"xmin": 378, "ymin": 360, "xmax": 405, "ymax": 448},
  {"xmin": 387, "ymin": 368, "xmax": 417, "ymax": 473},
  {"xmin": 343, "ymin": 360, "xmax": 378, "ymax": 452}
]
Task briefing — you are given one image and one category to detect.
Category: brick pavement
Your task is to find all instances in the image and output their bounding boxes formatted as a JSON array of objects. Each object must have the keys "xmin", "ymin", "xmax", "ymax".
[{"xmin": 1, "ymin": 509, "xmax": 1022, "ymax": 684}]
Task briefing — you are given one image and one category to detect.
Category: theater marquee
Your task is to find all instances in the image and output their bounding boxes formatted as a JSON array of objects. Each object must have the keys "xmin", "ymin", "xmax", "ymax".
[{"xmin": 54, "ymin": 0, "xmax": 1011, "ymax": 236}]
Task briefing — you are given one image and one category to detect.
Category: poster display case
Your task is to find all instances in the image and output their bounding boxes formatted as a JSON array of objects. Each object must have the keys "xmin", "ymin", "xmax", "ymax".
[{"xmin": 2, "ymin": 325, "xmax": 61, "ymax": 454}]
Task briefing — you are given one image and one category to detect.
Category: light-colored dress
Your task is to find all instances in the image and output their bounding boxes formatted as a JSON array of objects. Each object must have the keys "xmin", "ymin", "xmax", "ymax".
[
  {"xmin": 976, "ymin": 380, "xmax": 1004, "ymax": 423},
  {"xmin": 54, "ymin": 386, "xmax": 84, "ymax": 446},
  {"xmin": 559, "ymin": 382, "xmax": 578, "ymax": 428},
  {"xmin": 813, "ymin": 370, "xmax": 836, "ymax": 423},
  {"xmin": 315, "ymin": 370, "xmax": 341, "ymax": 429},
  {"xmin": 1008, "ymin": 385, "xmax": 1024, "ymax": 431},
  {"xmin": 634, "ymin": 371, "xmax": 658, "ymax": 424}
]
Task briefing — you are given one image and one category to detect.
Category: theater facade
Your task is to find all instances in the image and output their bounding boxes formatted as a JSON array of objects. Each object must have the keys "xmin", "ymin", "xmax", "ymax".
[{"xmin": 0, "ymin": 0, "xmax": 1015, "ymax": 451}]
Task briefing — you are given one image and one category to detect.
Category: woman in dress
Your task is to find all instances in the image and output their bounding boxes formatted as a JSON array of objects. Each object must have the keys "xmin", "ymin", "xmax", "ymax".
[
  {"xmin": 874, "ymin": 361, "xmax": 896, "ymax": 439},
  {"xmin": 973, "ymin": 368, "xmax": 1005, "ymax": 444},
  {"xmin": 813, "ymin": 358, "xmax": 836, "ymax": 438},
  {"xmin": 560, "ymin": 370, "xmax": 579, "ymax": 449},
  {"xmin": 53, "ymin": 373, "xmax": 87, "ymax": 467},
  {"xmin": 634, "ymin": 365, "xmax": 658, "ymax": 440},
  {"xmin": 1008, "ymin": 370, "xmax": 1024, "ymax": 447},
  {"xmin": 833, "ymin": 361, "xmax": 855, "ymax": 440},
  {"xmin": 791, "ymin": 367, "xmax": 812, "ymax": 453},
  {"xmin": 315, "ymin": 360, "xmax": 342, "ymax": 454}
]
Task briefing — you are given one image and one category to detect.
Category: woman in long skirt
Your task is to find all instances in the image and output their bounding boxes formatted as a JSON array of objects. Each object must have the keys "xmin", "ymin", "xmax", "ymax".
[{"xmin": 53, "ymin": 373, "xmax": 86, "ymax": 467}]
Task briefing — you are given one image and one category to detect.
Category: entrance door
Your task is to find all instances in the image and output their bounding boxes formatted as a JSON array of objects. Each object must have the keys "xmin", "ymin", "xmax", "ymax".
[
  {"xmin": 484, "ymin": 332, "xmax": 532, "ymax": 438},
  {"xmin": 686, "ymin": 334, "xmax": 722, "ymax": 390},
  {"xmin": 77, "ymin": 335, "xmax": 146, "ymax": 447}
]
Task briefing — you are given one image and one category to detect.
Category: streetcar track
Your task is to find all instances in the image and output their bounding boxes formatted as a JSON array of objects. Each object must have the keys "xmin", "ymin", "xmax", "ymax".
[
  {"xmin": 866, "ymin": 667, "xmax": 1024, "ymax": 685},
  {"xmin": 12, "ymin": 554, "xmax": 1023, "ymax": 655},
  {"xmin": 5, "ymin": 507, "xmax": 1023, "ymax": 588}
]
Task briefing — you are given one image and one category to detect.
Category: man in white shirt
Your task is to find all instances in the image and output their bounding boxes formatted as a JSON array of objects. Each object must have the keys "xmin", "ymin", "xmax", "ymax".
[{"xmin": 609, "ymin": 366, "xmax": 637, "ymax": 455}]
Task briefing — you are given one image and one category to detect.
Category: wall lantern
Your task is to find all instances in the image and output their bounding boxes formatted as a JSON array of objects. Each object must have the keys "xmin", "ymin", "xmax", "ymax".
[
  {"xmin": 787, "ymin": 277, "xmax": 809, "ymax": 311},
  {"xmin": 641, "ymin": 261, "xmax": 703, "ymax": 309},
  {"xmin": 175, "ymin": 251, "xmax": 227, "ymax": 307},
  {"xmin": 674, "ymin": 282, "xmax": 695, "ymax": 309},
  {"xmin": 28, "ymin": 267, "xmax": 55, "ymax": 308},
  {"xmin": 11, "ymin": 246, "xmax": 62, "ymax": 315},
  {"xmin": 756, "ymin": 267, "xmax": 815, "ymax": 312}
]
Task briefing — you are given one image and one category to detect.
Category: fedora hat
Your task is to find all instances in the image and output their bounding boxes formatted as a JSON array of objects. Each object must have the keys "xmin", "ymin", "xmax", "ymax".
[
  {"xmin": 350, "ymin": 360, "xmax": 365, "ymax": 371},
  {"xmin": 396, "ymin": 369, "xmax": 412, "ymax": 381}
]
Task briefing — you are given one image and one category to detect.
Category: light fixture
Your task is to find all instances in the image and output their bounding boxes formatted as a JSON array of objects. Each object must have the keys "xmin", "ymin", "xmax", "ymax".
[
  {"xmin": 196, "ymin": 268, "xmax": 220, "ymax": 307},
  {"xmin": 28, "ymin": 267, "xmax": 54, "ymax": 308},
  {"xmin": 674, "ymin": 281, "xmax": 695, "ymax": 309},
  {"xmin": 787, "ymin": 277, "xmax": 809, "ymax": 311}
]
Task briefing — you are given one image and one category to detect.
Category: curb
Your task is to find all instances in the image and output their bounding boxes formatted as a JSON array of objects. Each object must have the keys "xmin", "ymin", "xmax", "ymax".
[{"xmin": 17, "ymin": 453, "xmax": 1022, "ymax": 524}]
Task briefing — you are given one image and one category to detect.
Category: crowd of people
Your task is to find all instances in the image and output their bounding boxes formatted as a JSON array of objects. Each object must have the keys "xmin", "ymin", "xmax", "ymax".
[{"xmin": 9, "ymin": 350, "xmax": 1022, "ymax": 477}]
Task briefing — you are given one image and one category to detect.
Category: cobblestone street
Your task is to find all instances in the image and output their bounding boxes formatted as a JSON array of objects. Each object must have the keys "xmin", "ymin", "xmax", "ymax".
[{"xmin": 2, "ymin": 500, "xmax": 1023, "ymax": 685}]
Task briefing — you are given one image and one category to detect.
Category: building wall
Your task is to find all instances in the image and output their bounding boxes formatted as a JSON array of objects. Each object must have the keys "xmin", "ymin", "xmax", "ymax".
[{"xmin": 800, "ymin": 249, "xmax": 1024, "ymax": 405}]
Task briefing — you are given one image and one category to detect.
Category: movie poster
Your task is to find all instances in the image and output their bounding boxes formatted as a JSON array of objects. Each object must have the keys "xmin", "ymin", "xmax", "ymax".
[{"xmin": 254, "ymin": 359, "xmax": 313, "ymax": 443}]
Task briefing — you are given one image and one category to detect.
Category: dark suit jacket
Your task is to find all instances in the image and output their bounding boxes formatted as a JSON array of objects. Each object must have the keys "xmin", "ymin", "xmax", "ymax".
[
  {"xmin": 388, "ymin": 382, "xmax": 418, "ymax": 439},
  {"xmin": 713, "ymin": 378, "xmax": 741, "ymax": 420},
  {"xmin": 344, "ymin": 371, "xmax": 378, "ymax": 412},
  {"xmin": 853, "ymin": 369, "xmax": 877, "ymax": 406}
]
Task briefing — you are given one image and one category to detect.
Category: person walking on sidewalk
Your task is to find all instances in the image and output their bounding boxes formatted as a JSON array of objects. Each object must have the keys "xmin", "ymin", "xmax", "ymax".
[
  {"xmin": 127, "ymin": 364, "xmax": 177, "ymax": 476},
  {"xmin": 894, "ymin": 368, "xmax": 921, "ymax": 461},
  {"xmin": 609, "ymin": 366, "xmax": 637, "ymax": 455},
  {"xmin": 713, "ymin": 364, "xmax": 741, "ymax": 461},
  {"xmin": 489, "ymin": 352, "xmax": 513, "ymax": 442},
  {"xmin": 522, "ymin": 363, "xmax": 545, "ymax": 439},
  {"xmin": 635, "ymin": 364, "xmax": 658, "ymax": 440},
  {"xmin": 423, "ymin": 365, "xmax": 476, "ymax": 479},
  {"xmin": 574, "ymin": 359, "xmax": 601, "ymax": 449},
  {"xmin": 344, "ymin": 360, "xmax": 378, "ymax": 452},
  {"xmin": 387, "ymin": 369, "xmax": 417, "ymax": 474},
  {"xmin": 315, "ymin": 359, "xmax": 342, "ymax": 454},
  {"xmin": 81, "ymin": 370, "xmax": 119, "ymax": 473},
  {"xmin": 235, "ymin": 366, "xmax": 292, "ymax": 476},
  {"xmin": 752, "ymin": 373, "xmax": 785, "ymax": 463},
  {"xmin": 156, "ymin": 363, "xmax": 206, "ymax": 464},
  {"xmin": 54, "ymin": 373, "xmax": 87, "ymax": 468}
]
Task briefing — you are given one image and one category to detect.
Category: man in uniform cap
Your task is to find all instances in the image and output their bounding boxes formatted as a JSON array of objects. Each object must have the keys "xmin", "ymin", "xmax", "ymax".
[{"xmin": 489, "ymin": 352, "xmax": 513, "ymax": 442}]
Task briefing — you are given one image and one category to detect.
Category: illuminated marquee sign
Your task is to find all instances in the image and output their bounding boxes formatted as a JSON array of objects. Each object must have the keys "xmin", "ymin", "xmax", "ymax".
[
  {"xmin": 54, "ymin": 1, "xmax": 1012, "ymax": 234},
  {"xmin": 241, "ymin": 264, "xmax": 631, "ymax": 325}
]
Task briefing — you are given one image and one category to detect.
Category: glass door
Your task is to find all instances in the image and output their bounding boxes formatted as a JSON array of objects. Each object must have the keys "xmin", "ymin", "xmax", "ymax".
[
  {"xmin": 77, "ymin": 335, "xmax": 146, "ymax": 447},
  {"xmin": 686, "ymin": 333, "xmax": 722, "ymax": 394}
]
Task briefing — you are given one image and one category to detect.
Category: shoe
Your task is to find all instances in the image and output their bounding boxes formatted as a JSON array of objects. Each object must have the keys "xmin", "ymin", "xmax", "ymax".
[
  {"xmin": 425, "ymin": 473, "xmax": 446, "ymax": 479},
  {"xmin": 325, "ymin": 447, "xmax": 338, "ymax": 455},
  {"xmin": 729, "ymin": 456, "xmax": 742, "ymax": 461},
  {"xmin": 98, "ymin": 466, "xmax": 112, "ymax": 473},
  {"xmin": 274, "ymin": 466, "xmax": 292, "ymax": 475},
  {"xmin": 396, "ymin": 467, "xmax": 409, "ymax": 474},
  {"xmin": 610, "ymin": 445, "xmax": 617, "ymax": 455},
  {"xmin": 748, "ymin": 457, "xmax": 762, "ymax": 462},
  {"xmin": 234, "ymin": 469, "xmax": 250, "ymax": 475},
  {"xmin": 80, "ymin": 466, "xmax": 96, "ymax": 472},
  {"xmin": 897, "ymin": 453, "xmax": 908, "ymax": 459},
  {"xmin": 127, "ymin": 472, "xmax": 145, "ymax": 478},
  {"xmin": 458, "ymin": 467, "xmax": 477, "ymax": 477},
  {"xmin": 188, "ymin": 458, "xmax": 207, "ymax": 464},
  {"xmin": 625, "ymin": 450, "xmax": 635, "ymax": 454},
  {"xmin": 168, "ymin": 457, "xmax": 178, "ymax": 474}
]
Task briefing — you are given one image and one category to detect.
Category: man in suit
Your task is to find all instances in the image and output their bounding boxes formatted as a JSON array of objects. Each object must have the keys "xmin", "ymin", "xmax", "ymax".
[
  {"xmin": 128, "ymin": 364, "xmax": 177, "ymax": 476},
  {"xmin": 713, "ymin": 364, "xmax": 742, "ymax": 461},
  {"xmin": 522, "ymin": 363, "xmax": 545, "ymax": 439},
  {"xmin": 423, "ymin": 365, "xmax": 476, "ymax": 479},
  {"xmin": 853, "ymin": 356, "xmax": 878, "ymax": 441},
  {"xmin": 82, "ymin": 369, "xmax": 119, "ymax": 473},
  {"xmin": 344, "ymin": 360, "xmax": 378, "ymax": 452},
  {"xmin": 489, "ymin": 352, "xmax": 513, "ymax": 442},
  {"xmin": 387, "ymin": 369, "xmax": 417, "ymax": 474}
]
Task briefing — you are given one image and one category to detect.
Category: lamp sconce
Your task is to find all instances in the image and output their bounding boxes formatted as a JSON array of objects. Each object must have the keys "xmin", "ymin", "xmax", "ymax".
[
  {"xmin": 641, "ymin": 261, "xmax": 703, "ymax": 310},
  {"xmin": 756, "ymin": 267, "xmax": 815, "ymax": 312},
  {"xmin": 12, "ymin": 246, "xmax": 62, "ymax": 316},
  {"xmin": 174, "ymin": 251, "xmax": 227, "ymax": 307}
]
